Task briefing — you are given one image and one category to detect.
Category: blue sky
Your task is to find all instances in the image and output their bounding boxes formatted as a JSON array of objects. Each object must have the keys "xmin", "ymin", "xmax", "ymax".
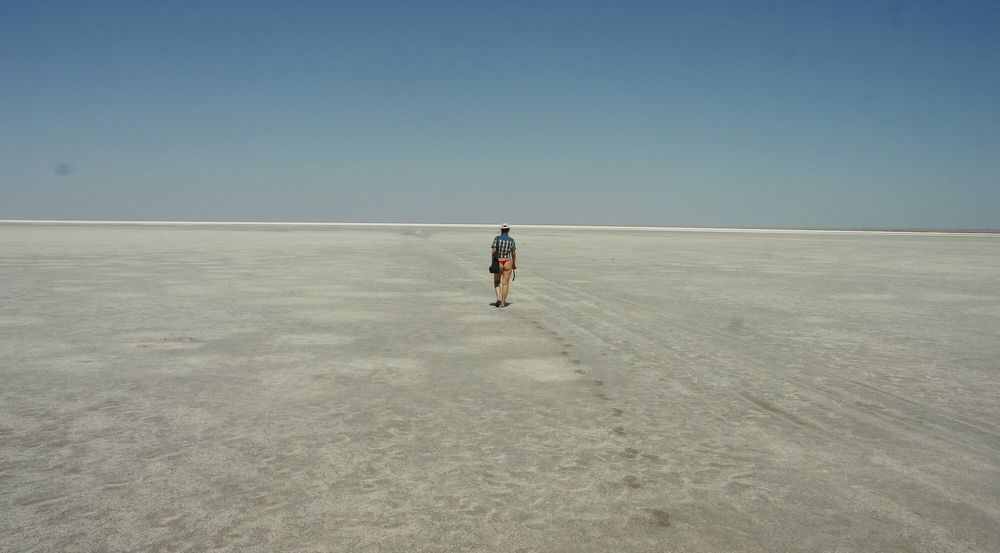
[{"xmin": 2, "ymin": 1, "xmax": 998, "ymax": 228}]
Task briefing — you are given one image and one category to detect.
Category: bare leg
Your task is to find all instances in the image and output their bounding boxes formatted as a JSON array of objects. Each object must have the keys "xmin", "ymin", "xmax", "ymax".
[
  {"xmin": 500, "ymin": 266, "xmax": 512, "ymax": 306},
  {"xmin": 493, "ymin": 272, "xmax": 502, "ymax": 306}
]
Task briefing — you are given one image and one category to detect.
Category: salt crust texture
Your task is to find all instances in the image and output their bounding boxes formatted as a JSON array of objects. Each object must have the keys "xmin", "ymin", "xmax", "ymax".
[{"xmin": 1, "ymin": 224, "xmax": 999, "ymax": 552}]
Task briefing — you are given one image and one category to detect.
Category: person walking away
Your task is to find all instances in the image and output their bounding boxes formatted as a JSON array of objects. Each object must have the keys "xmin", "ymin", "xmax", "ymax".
[{"xmin": 491, "ymin": 224, "xmax": 516, "ymax": 307}]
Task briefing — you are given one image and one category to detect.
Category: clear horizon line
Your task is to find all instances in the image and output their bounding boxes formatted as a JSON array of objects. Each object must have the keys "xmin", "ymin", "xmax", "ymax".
[{"xmin": 2, "ymin": 219, "xmax": 998, "ymax": 237}]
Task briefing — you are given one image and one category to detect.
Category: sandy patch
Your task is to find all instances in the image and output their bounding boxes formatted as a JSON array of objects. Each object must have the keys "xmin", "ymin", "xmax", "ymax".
[
  {"xmin": 283, "ymin": 309, "xmax": 389, "ymax": 323},
  {"xmin": 273, "ymin": 334, "xmax": 356, "ymax": 347},
  {"xmin": 829, "ymin": 293, "xmax": 895, "ymax": 301},
  {"xmin": 501, "ymin": 357, "xmax": 582, "ymax": 383}
]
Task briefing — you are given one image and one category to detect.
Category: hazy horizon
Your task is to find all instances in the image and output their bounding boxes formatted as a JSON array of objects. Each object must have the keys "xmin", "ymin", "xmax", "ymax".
[
  {"xmin": 3, "ymin": 2, "xmax": 999, "ymax": 229},
  {"xmin": 3, "ymin": 218, "xmax": 998, "ymax": 235}
]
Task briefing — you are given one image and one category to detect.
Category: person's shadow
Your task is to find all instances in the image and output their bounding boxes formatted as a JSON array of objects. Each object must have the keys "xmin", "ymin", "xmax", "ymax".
[{"xmin": 487, "ymin": 301, "xmax": 513, "ymax": 308}]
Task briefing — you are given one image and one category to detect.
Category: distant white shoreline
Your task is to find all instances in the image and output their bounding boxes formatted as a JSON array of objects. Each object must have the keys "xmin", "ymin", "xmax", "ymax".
[{"xmin": 1, "ymin": 219, "xmax": 997, "ymax": 237}]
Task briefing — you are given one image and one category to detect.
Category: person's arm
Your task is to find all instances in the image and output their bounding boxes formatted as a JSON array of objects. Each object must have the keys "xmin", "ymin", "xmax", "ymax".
[{"xmin": 512, "ymin": 250, "xmax": 517, "ymax": 270}]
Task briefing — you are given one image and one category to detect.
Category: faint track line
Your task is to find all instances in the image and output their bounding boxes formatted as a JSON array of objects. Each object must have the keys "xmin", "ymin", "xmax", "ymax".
[{"xmin": 512, "ymin": 265, "xmax": 1000, "ymax": 464}]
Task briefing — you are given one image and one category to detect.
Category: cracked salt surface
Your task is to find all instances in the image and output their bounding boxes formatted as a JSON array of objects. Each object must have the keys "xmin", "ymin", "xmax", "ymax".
[{"xmin": 1, "ymin": 223, "xmax": 999, "ymax": 552}]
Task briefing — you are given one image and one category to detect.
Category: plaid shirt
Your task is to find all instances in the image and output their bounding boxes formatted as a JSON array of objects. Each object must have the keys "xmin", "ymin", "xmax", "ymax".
[{"xmin": 491, "ymin": 235, "xmax": 516, "ymax": 258}]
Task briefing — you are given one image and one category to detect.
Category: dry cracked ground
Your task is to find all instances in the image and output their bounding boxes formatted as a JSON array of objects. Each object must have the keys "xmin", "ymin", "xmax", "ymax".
[{"xmin": 2, "ymin": 223, "xmax": 999, "ymax": 552}]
